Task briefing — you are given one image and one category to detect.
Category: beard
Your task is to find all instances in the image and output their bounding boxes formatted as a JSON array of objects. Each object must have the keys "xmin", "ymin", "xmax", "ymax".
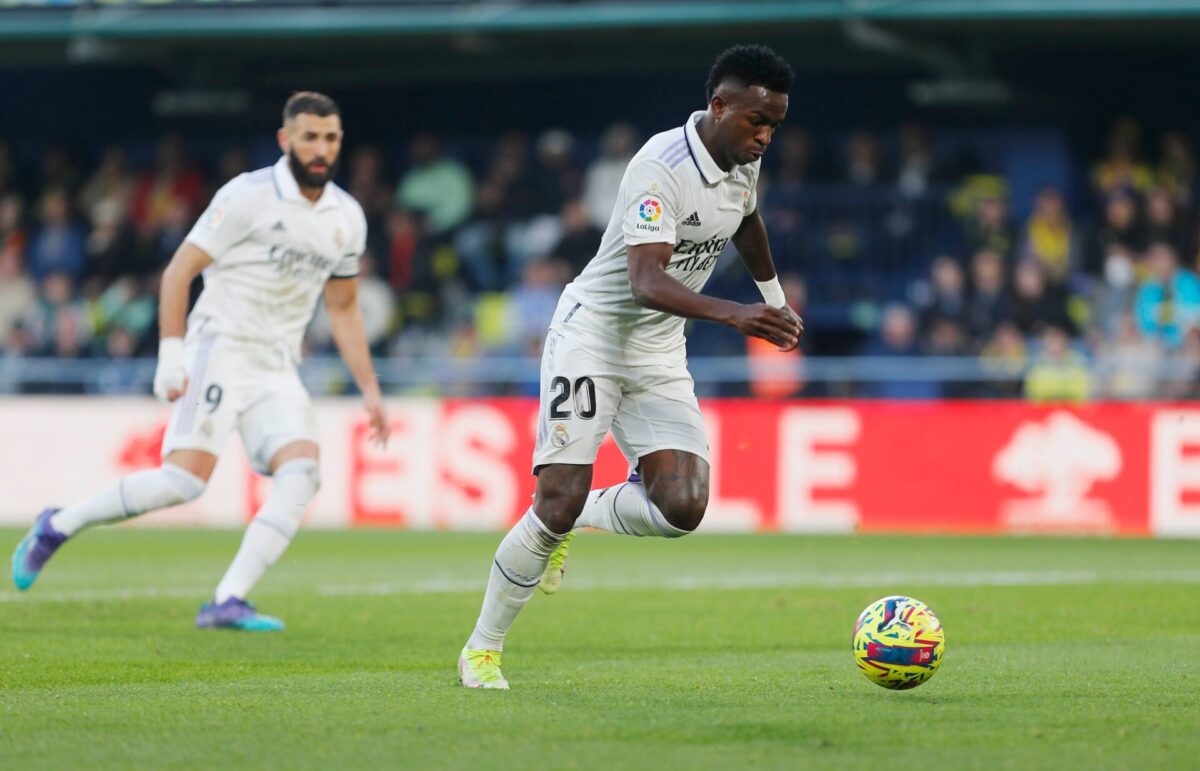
[{"xmin": 288, "ymin": 149, "xmax": 339, "ymax": 189}]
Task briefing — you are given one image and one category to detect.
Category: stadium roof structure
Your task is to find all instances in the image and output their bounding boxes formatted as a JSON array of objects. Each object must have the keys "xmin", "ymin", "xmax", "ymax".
[{"xmin": 7, "ymin": 0, "xmax": 1200, "ymax": 40}]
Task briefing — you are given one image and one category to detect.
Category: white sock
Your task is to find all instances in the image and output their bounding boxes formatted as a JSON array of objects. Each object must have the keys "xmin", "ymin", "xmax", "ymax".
[
  {"xmin": 214, "ymin": 458, "xmax": 320, "ymax": 603},
  {"xmin": 574, "ymin": 481, "xmax": 690, "ymax": 537},
  {"xmin": 466, "ymin": 509, "xmax": 565, "ymax": 651},
  {"xmin": 50, "ymin": 464, "xmax": 206, "ymax": 536}
]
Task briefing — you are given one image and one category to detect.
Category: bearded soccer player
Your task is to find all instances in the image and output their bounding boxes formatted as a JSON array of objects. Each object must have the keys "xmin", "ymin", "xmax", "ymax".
[
  {"xmin": 12, "ymin": 92, "xmax": 390, "ymax": 630},
  {"xmin": 458, "ymin": 45, "xmax": 801, "ymax": 688}
]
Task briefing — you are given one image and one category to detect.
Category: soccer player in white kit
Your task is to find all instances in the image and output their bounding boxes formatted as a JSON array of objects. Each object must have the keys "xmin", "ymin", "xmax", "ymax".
[
  {"xmin": 12, "ymin": 92, "xmax": 390, "ymax": 631},
  {"xmin": 459, "ymin": 46, "xmax": 801, "ymax": 687}
]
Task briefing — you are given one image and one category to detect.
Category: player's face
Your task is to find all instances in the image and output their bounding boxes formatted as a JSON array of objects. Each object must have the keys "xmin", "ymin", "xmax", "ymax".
[
  {"xmin": 279, "ymin": 113, "xmax": 343, "ymax": 188},
  {"xmin": 711, "ymin": 86, "xmax": 788, "ymax": 167}
]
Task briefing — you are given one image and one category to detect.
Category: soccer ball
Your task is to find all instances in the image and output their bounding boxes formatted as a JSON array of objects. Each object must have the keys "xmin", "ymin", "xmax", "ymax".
[{"xmin": 852, "ymin": 595, "xmax": 945, "ymax": 690}]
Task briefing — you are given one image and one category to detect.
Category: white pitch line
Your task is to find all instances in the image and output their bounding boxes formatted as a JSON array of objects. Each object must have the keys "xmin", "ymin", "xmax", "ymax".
[{"xmin": 4, "ymin": 569, "xmax": 1200, "ymax": 604}]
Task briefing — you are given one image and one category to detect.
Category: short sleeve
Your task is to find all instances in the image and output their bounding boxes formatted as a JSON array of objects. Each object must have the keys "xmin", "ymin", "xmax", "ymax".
[
  {"xmin": 185, "ymin": 178, "xmax": 254, "ymax": 260},
  {"xmin": 332, "ymin": 198, "xmax": 367, "ymax": 278},
  {"xmin": 621, "ymin": 159, "xmax": 680, "ymax": 247}
]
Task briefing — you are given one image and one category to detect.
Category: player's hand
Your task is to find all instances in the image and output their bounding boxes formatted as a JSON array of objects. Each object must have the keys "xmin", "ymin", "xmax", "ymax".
[
  {"xmin": 776, "ymin": 305, "xmax": 804, "ymax": 352},
  {"xmin": 730, "ymin": 303, "xmax": 802, "ymax": 350},
  {"xmin": 363, "ymin": 391, "xmax": 390, "ymax": 448},
  {"xmin": 152, "ymin": 337, "xmax": 189, "ymax": 402}
]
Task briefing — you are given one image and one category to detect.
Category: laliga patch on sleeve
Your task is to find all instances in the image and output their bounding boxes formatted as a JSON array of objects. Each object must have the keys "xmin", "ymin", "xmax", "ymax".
[
  {"xmin": 203, "ymin": 206, "xmax": 224, "ymax": 229},
  {"xmin": 633, "ymin": 197, "xmax": 663, "ymax": 232}
]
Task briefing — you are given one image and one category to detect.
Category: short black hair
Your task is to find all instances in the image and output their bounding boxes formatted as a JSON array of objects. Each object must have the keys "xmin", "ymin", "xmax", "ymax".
[
  {"xmin": 705, "ymin": 45, "xmax": 794, "ymax": 103},
  {"xmin": 283, "ymin": 91, "xmax": 340, "ymax": 124}
]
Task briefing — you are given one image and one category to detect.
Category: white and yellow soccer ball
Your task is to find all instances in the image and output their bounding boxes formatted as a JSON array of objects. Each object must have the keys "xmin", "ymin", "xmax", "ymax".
[{"xmin": 852, "ymin": 595, "xmax": 945, "ymax": 690}]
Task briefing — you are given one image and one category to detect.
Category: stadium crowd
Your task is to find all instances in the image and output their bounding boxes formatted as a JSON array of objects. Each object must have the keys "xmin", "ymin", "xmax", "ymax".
[{"xmin": 0, "ymin": 117, "xmax": 1198, "ymax": 400}]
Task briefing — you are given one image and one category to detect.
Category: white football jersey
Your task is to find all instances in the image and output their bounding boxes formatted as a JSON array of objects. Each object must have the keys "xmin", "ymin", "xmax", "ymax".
[
  {"xmin": 184, "ymin": 156, "xmax": 367, "ymax": 363},
  {"xmin": 554, "ymin": 111, "xmax": 759, "ymax": 367}
]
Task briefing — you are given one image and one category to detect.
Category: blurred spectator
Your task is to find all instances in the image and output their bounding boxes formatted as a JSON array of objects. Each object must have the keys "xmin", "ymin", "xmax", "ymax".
[
  {"xmin": 1157, "ymin": 131, "xmax": 1196, "ymax": 206},
  {"xmin": 0, "ymin": 247, "xmax": 35, "ymax": 343},
  {"xmin": 1008, "ymin": 259, "xmax": 1072, "ymax": 336},
  {"xmin": 747, "ymin": 274, "xmax": 807, "ymax": 399},
  {"xmin": 384, "ymin": 209, "xmax": 424, "ymax": 292},
  {"xmin": 859, "ymin": 303, "xmax": 941, "ymax": 399},
  {"xmin": 531, "ymin": 129, "xmax": 581, "ymax": 214},
  {"xmin": 78, "ymin": 146, "xmax": 134, "ymax": 229},
  {"xmin": 961, "ymin": 190, "xmax": 1014, "ymax": 262},
  {"xmin": 1134, "ymin": 242, "xmax": 1200, "ymax": 348},
  {"xmin": 150, "ymin": 199, "xmax": 193, "ymax": 269},
  {"xmin": 0, "ymin": 192, "xmax": 27, "ymax": 263},
  {"xmin": 22, "ymin": 272, "xmax": 90, "ymax": 356},
  {"xmin": 508, "ymin": 258, "xmax": 570, "ymax": 351},
  {"xmin": 455, "ymin": 180, "xmax": 519, "ymax": 291},
  {"xmin": 979, "ymin": 322, "xmax": 1028, "ymax": 398},
  {"xmin": 1094, "ymin": 312, "xmax": 1164, "ymax": 400},
  {"xmin": 1142, "ymin": 186, "xmax": 1192, "ymax": 261},
  {"xmin": 548, "ymin": 198, "xmax": 603, "ymax": 277},
  {"xmin": 92, "ymin": 276, "xmax": 157, "ymax": 355},
  {"xmin": 1091, "ymin": 118, "xmax": 1153, "ymax": 199},
  {"xmin": 130, "ymin": 133, "xmax": 205, "ymax": 240},
  {"xmin": 1024, "ymin": 325, "xmax": 1091, "ymax": 403},
  {"xmin": 1091, "ymin": 242, "xmax": 1141, "ymax": 337},
  {"xmin": 1086, "ymin": 189, "xmax": 1143, "ymax": 276},
  {"xmin": 771, "ymin": 127, "xmax": 815, "ymax": 194},
  {"xmin": 583, "ymin": 122, "xmax": 637, "ymax": 229},
  {"xmin": 28, "ymin": 190, "xmax": 86, "ymax": 284},
  {"xmin": 842, "ymin": 130, "xmax": 886, "ymax": 187},
  {"xmin": 1018, "ymin": 187, "xmax": 1078, "ymax": 286},
  {"xmin": 85, "ymin": 199, "xmax": 137, "ymax": 282},
  {"xmin": 396, "ymin": 133, "xmax": 474, "ymax": 235},
  {"xmin": 894, "ymin": 123, "xmax": 940, "ymax": 198},
  {"xmin": 965, "ymin": 248, "xmax": 1009, "ymax": 344},
  {"xmin": 914, "ymin": 255, "xmax": 969, "ymax": 335},
  {"xmin": 1162, "ymin": 325, "xmax": 1200, "ymax": 400},
  {"xmin": 348, "ymin": 145, "xmax": 393, "ymax": 227}
]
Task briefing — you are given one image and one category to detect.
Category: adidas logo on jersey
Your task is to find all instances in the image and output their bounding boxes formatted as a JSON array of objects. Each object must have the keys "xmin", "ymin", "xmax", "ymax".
[
  {"xmin": 682, "ymin": 211, "xmax": 702, "ymax": 227},
  {"xmin": 271, "ymin": 221, "xmax": 287, "ymax": 232}
]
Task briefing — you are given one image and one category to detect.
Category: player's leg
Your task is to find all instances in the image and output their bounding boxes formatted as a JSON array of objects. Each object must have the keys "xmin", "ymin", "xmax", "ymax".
[
  {"xmin": 460, "ymin": 330, "xmax": 616, "ymax": 688},
  {"xmin": 11, "ymin": 452, "xmax": 212, "ymax": 591},
  {"xmin": 572, "ymin": 365, "xmax": 710, "ymax": 537},
  {"xmin": 460, "ymin": 464, "xmax": 591, "ymax": 689},
  {"xmin": 11, "ymin": 333, "xmax": 230, "ymax": 591},
  {"xmin": 198, "ymin": 376, "xmax": 319, "ymax": 631}
]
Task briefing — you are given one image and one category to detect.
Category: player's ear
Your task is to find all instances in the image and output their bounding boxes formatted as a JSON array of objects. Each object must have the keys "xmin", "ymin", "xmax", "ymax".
[
  {"xmin": 710, "ymin": 93, "xmax": 728, "ymax": 121},
  {"xmin": 276, "ymin": 126, "xmax": 290, "ymax": 154}
]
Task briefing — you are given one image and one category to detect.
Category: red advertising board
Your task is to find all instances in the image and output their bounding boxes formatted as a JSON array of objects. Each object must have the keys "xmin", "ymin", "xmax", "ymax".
[{"xmin": 2, "ymin": 398, "xmax": 1199, "ymax": 536}]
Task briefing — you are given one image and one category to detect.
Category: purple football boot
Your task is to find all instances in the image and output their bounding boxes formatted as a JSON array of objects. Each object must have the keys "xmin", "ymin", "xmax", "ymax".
[
  {"xmin": 12, "ymin": 508, "xmax": 67, "ymax": 591},
  {"xmin": 196, "ymin": 597, "xmax": 285, "ymax": 631}
]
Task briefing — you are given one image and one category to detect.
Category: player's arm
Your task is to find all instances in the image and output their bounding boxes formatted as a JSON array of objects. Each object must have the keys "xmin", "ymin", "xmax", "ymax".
[
  {"xmin": 732, "ymin": 209, "xmax": 803, "ymax": 351},
  {"xmin": 627, "ymin": 243, "xmax": 799, "ymax": 350},
  {"xmin": 153, "ymin": 242, "xmax": 214, "ymax": 402},
  {"xmin": 324, "ymin": 277, "xmax": 390, "ymax": 447}
]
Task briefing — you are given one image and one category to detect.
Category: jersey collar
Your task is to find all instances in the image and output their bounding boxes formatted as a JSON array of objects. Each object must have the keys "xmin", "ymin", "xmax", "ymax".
[
  {"xmin": 683, "ymin": 111, "xmax": 731, "ymax": 186},
  {"xmin": 272, "ymin": 156, "xmax": 339, "ymax": 210}
]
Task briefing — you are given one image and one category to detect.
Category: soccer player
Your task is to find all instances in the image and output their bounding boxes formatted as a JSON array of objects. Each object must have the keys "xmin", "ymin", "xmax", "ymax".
[
  {"xmin": 458, "ymin": 45, "xmax": 800, "ymax": 688},
  {"xmin": 11, "ymin": 92, "xmax": 390, "ymax": 631}
]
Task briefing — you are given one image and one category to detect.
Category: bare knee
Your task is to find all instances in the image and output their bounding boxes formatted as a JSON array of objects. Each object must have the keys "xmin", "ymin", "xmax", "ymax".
[
  {"xmin": 533, "ymin": 464, "xmax": 593, "ymax": 534},
  {"xmin": 646, "ymin": 479, "xmax": 709, "ymax": 533}
]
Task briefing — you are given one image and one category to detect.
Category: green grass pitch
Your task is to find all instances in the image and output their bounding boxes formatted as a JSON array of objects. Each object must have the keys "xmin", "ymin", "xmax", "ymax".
[{"xmin": 2, "ymin": 529, "xmax": 1198, "ymax": 770}]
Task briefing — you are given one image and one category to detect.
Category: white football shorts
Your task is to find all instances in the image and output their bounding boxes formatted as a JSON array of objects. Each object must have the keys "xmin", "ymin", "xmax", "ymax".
[
  {"xmin": 531, "ymin": 329, "xmax": 710, "ymax": 473},
  {"xmin": 161, "ymin": 334, "xmax": 318, "ymax": 474}
]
